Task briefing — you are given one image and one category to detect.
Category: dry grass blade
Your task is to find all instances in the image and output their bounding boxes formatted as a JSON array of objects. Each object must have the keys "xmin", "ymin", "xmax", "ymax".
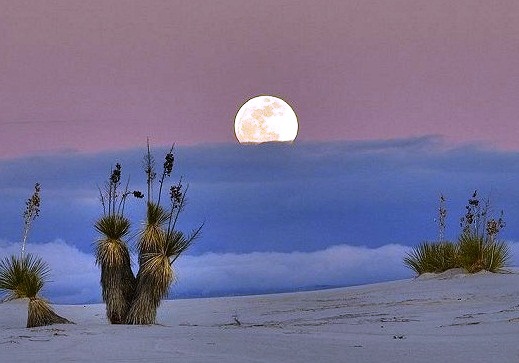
[
  {"xmin": 126, "ymin": 251, "xmax": 173, "ymax": 325},
  {"xmin": 94, "ymin": 215, "xmax": 131, "ymax": 241},
  {"xmin": 167, "ymin": 225, "xmax": 203, "ymax": 262},
  {"xmin": 27, "ymin": 297, "xmax": 72, "ymax": 328},
  {"xmin": 95, "ymin": 237, "xmax": 132, "ymax": 268},
  {"xmin": 137, "ymin": 202, "xmax": 169, "ymax": 256}
]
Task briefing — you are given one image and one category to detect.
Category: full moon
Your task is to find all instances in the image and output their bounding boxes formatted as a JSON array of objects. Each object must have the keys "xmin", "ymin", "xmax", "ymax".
[{"xmin": 234, "ymin": 95, "xmax": 298, "ymax": 144}]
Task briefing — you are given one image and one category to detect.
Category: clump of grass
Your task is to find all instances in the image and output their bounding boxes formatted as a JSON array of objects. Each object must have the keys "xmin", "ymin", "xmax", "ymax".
[
  {"xmin": 457, "ymin": 232, "xmax": 510, "ymax": 273},
  {"xmin": 404, "ymin": 241, "xmax": 458, "ymax": 274},
  {"xmin": 405, "ymin": 191, "xmax": 510, "ymax": 275}
]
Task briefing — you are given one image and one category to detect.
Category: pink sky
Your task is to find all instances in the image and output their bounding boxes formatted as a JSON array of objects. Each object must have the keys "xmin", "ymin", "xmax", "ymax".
[{"xmin": 1, "ymin": 0, "xmax": 519, "ymax": 158}]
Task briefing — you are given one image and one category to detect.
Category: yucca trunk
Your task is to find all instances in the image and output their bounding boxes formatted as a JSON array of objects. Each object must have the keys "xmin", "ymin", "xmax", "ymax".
[
  {"xmin": 27, "ymin": 297, "xmax": 72, "ymax": 328},
  {"xmin": 126, "ymin": 252, "xmax": 173, "ymax": 324},
  {"xmin": 96, "ymin": 238, "xmax": 135, "ymax": 324},
  {"xmin": 126, "ymin": 203, "xmax": 172, "ymax": 324},
  {"xmin": 95, "ymin": 215, "xmax": 136, "ymax": 324}
]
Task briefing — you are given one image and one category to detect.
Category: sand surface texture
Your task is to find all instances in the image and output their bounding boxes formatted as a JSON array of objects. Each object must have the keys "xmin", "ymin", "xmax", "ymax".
[{"xmin": 1, "ymin": 271, "xmax": 519, "ymax": 362}]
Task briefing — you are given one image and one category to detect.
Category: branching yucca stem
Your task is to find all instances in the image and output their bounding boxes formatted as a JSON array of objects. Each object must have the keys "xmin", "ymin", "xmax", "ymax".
[
  {"xmin": 98, "ymin": 185, "xmax": 107, "ymax": 216},
  {"xmin": 108, "ymin": 167, "xmax": 113, "ymax": 216},
  {"xmin": 438, "ymin": 194, "xmax": 447, "ymax": 242},
  {"xmin": 169, "ymin": 184, "xmax": 188, "ymax": 233},
  {"xmin": 118, "ymin": 179, "xmax": 131, "ymax": 216},
  {"xmin": 157, "ymin": 144, "xmax": 175, "ymax": 206},
  {"xmin": 21, "ymin": 183, "xmax": 41, "ymax": 259},
  {"xmin": 145, "ymin": 139, "xmax": 154, "ymax": 204}
]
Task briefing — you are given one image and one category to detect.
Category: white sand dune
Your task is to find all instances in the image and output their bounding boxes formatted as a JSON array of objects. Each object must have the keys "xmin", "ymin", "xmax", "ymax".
[{"xmin": 1, "ymin": 271, "xmax": 519, "ymax": 362}]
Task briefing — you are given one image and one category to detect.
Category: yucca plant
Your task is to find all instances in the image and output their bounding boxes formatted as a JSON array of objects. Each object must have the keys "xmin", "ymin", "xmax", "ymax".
[
  {"xmin": 95, "ymin": 164, "xmax": 142, "ymax": 324},
  {"xmin": 0, "ymin": 254, "xmax": 71, "ymax": 328},
  {"xmin": 0, "ymin": 184, "xmax": 72, "ymax": 328},
  {"xmin": 457, "ymin": 191, "xmax": 509, "ymax": 273},
  {"xmin": 125, "ymin": 143, "xmax": 201, "ymax": 324},
  {"xmin": 95, "ymin": 141, "xmax": 201, "ymax": 325},
  {"xmin": 458, "ymin": 232, "xmax": 510, "ymax": 273}
]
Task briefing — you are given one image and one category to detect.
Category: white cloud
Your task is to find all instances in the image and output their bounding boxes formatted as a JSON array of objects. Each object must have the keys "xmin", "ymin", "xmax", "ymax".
[
  {"xmin": 174, "ymin": 244, "xmax": 413, "ymax": 296},
  {"xmin": 0, "ymin": 239, "xmax": 100, "ymax": 304}
]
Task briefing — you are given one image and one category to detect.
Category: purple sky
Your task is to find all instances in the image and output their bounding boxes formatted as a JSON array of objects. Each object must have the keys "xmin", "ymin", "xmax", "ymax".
[{"xmin": 2, "ymin": 0, "xmax": 519, "ymax": 158}]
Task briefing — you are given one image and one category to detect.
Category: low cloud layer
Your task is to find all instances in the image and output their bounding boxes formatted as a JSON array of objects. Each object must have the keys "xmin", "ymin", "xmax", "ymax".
[
  {"xmin": 1, "ymin": 239, "xmax": 518, "ymax": 304},
  {"xmin": 2, "ymin": 137, "xmax": 519, "ymax": 256}
]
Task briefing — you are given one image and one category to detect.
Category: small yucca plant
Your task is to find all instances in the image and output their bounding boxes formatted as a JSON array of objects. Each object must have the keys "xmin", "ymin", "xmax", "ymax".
[
  {"xmin": 458, "ymin": 233, "xmax": 510, "ymax": 273},
  {"xmin": 0, "ymin": 254, "xmax": 47, "ymax": 300},
  {"xmin": 404, "ymin": 241, "xmax": 458, "ymax": 275},
  {"xmin": 0, "ymin": 254, "xmax": 71, "ymax": 328},
  {"xmin": 27, "ymin": 298, "xmax": 71, "ymax": 328}
]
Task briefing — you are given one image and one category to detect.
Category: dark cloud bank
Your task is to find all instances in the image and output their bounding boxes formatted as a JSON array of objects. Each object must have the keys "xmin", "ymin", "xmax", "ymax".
[{"xmin": 1, "ymin": 136, "xmax": 519, "ymax": 303}]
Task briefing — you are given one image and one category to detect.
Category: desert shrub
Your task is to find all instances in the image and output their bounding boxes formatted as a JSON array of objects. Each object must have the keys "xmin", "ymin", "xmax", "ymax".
[
  {"xmin": 0, "ymin": 184, "xmax": 71, "ymax": 328},
  {"xmin": 458, "ymin": 232, "xmax": 510, "ymax": 273},
  {"xmin": 404, "ymin": 241, "xmax": 458, "ymax": 275},
  {"xmin": 404, "ymin": 191, "xmax": 510, "ymax": 275}
]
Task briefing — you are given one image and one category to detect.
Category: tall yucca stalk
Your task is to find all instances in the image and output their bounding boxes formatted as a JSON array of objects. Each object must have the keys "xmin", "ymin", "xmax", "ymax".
[
  {"xmin": 21, "ymin": 183, "xmax": 41, "ymax": 259},
  {"xmin": 0, "ymin": 254, "xmax": 71, "ymax": 328}
]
